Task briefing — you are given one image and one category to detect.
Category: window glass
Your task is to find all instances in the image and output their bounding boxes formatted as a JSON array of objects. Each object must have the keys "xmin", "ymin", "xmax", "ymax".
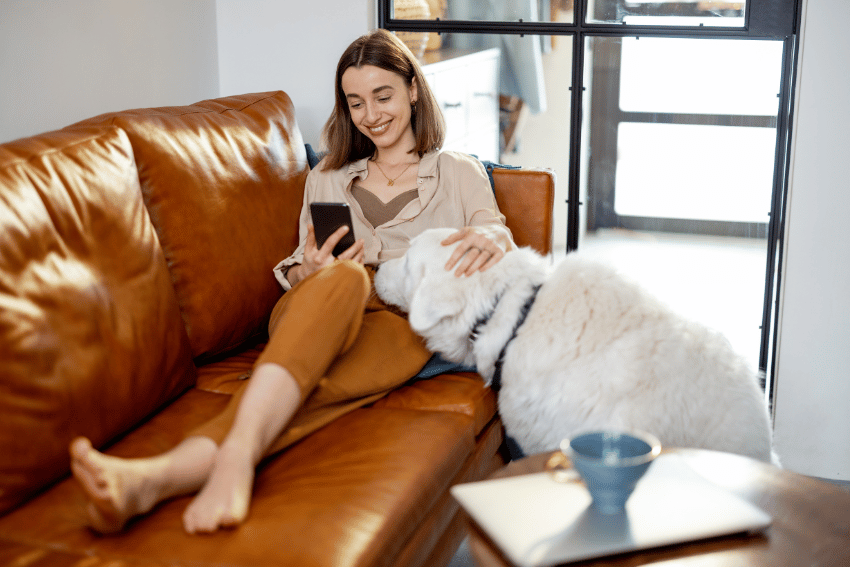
[
  {"xmin": 619, "ymin": 37, "xmax": 783, "ymax": 115},
  {"xmin": 614, "ymin": 123, "xmax": 776, "ymax": 221},
  {"xmin": 391, "ymin": 0, "xmax": 573, "ymax": 24},
  {"xmin": 586, "ymin": 0, "xmax": 746, "ymax": 26},
  {"xmin": 413, "ymin": 29, "xmax": 573, "ymax": 249},
  {"xmin": 579, "ymin": 34, "xmax": 783, "ymax": 369}
]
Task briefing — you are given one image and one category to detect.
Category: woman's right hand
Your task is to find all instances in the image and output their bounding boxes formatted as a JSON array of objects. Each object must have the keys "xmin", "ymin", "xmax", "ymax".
[{"xmin": 289, "ymin": 225, "xmax": 365, "ymax": 285}]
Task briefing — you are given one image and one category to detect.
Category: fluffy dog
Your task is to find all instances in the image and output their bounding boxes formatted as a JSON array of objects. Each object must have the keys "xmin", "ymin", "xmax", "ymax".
[{"xmin": 375, "ymin": 228, "xmax": 776, "ymax": 462}]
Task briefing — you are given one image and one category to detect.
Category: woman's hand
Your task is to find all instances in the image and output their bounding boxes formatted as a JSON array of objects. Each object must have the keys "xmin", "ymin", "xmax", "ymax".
[
  {"xmin": 288, "ymin": 225, "xmax": 364, "ymax": 285},
  {"xmin": 442, "ymin": 226, "xmax": 511, "ymax": 277}
]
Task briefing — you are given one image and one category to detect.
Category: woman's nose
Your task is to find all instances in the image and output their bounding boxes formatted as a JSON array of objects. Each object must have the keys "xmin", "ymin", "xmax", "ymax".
[{"xmin": 365, "ymin": 102, "xmax": 379, "ymax": 122}]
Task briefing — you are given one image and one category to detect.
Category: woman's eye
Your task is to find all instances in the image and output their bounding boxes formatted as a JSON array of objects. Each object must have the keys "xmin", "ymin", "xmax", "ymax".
[{"xmin": 378, "ymin": 97, "xmax": 391, "ymax": 103}]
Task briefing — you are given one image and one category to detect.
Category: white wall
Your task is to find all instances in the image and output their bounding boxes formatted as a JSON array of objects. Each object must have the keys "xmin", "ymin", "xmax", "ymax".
[
  {"xmin": 0, "ymin": 0, "xmax": 219, "ymax": 143},
  {"xmin": 773, "ymin": 0, "xmax": 850, "ymax": 480},
  {"xmin": 216, "ymin": 0, "xmax": 373, "ymax": 146}
]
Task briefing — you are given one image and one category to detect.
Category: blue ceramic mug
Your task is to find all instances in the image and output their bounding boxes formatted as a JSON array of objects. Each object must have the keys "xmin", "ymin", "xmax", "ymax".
[{"xmin": 562, "ymin": 430, "xmax": 661, "ymax": 514}]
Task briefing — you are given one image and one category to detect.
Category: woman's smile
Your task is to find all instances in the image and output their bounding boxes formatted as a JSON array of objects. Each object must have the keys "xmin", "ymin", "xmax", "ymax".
[{"xmin": 368, "ymin": 121, "xmax": 391, "ymax": 135}]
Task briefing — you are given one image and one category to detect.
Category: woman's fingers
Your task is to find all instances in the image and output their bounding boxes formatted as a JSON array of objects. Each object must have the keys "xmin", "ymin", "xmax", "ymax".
[
  {"xmin": 443, "ymin": 227, "xmax": 505, "ymax": 276},
  {"xmin": 320, "ymin": 225, "xmax": 351, "ymax": 256},
  {"xmin": 336, "ymin": 239, "xmax": 365, "ymax": 262}
]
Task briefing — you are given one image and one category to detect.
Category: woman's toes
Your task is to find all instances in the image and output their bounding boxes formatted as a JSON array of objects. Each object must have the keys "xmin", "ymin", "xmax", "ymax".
[{"xmin": 70, "ymin": 437, "xmax": 95, "ymax": 465}]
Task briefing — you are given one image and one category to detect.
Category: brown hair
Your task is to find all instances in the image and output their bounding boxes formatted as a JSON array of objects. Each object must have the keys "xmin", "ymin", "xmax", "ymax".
[{"xmin": 320, "ymin": 29, "xmax": 445, "ymax": 171}]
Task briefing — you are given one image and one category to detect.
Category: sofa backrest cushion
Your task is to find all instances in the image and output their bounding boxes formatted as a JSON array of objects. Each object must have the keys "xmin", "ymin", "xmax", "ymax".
[
  {"xmin": 491, "ymin": 167, "xmax": 555, "ymax": 255},
  {"xmin": 69, "ymin": 92, "xmax": 307, "ymax": 362},
  {"xmin": 0, "ymin": 127, "xmax": 197, "ymax": 515}
]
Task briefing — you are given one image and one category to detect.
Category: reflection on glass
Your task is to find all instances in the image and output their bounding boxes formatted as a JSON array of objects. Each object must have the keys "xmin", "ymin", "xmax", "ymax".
[
  {"xmin": 421, "ymin": 31, "xmax": 551, "ymax": 161},
  {"xmin": 586, "ymin": 0, "xmax": 745, "ymax": 26},
  {"xmin": 419, "ymin": 44, "xmax": 503, "ymax": 161},
  {"xmin": 391, "ymin": 0, "xmax": 572, "ymax": 24}
]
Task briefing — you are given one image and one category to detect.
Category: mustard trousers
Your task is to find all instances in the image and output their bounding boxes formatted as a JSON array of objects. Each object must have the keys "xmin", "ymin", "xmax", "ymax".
[{"xmin": 190, "ymin": 260, "xmax": 431, "ymax": 456}]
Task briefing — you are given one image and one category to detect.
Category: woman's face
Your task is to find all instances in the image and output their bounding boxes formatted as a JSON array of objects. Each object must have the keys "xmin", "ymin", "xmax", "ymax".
[{"xmin": 341, "ymin": 64, "xmax": 417, "ymax": 155}]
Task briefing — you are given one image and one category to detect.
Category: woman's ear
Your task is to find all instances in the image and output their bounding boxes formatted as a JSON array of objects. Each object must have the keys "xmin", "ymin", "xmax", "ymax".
[{"xmin": 409, "ymin": 76, "xmax": 418, "ymax": 105}]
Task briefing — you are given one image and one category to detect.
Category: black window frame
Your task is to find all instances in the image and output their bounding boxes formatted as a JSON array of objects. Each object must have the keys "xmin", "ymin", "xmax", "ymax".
[{"xmin": 379, "ymin": 0, "xmax": 802, "ymax": 394}]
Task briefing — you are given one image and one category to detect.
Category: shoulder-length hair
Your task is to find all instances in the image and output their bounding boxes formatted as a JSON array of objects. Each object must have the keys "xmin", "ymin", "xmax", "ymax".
[{"xmin": 320, "ymin": 29, "xmax": 445, "ymax": 171}]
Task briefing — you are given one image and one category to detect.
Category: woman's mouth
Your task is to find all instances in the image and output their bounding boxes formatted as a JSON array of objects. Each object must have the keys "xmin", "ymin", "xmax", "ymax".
[{"xmin": 368, "ymin": 121, "xmax": 390, "ymax": 135}]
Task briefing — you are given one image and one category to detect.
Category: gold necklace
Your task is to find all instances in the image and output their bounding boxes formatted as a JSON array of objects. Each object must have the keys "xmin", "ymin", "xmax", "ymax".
[{"xmin": 372, "ymin": 159, "xmax": 417, "ymax": 186}]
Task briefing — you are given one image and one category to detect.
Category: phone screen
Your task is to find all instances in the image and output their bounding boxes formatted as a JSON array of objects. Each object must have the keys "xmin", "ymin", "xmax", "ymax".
[{"xmin": 310, "ymin": 202, "xmax": 356, "ymax": 257}]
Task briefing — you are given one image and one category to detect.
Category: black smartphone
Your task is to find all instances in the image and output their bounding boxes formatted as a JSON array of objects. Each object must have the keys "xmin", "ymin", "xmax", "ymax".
[{"xmin": 309, "ymin": 202, "xmax": 356, "ymax": 257}]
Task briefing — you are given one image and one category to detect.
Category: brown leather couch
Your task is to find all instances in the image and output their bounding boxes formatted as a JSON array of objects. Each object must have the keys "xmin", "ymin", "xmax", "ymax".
[{"xmin": 0, "ymin": 91, "xmax": 554, "ymax": 567}]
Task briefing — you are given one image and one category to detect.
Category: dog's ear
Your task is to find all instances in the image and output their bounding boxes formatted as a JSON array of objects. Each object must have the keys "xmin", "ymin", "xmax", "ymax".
[{"xmin": 407, "ymin": 275, "xmax": 467, "ymax": 333}]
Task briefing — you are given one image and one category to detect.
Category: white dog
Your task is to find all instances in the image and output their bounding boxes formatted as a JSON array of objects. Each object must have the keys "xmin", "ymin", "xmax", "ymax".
[{"xmin": 375, "ymin": 228, "xmax": 777, "ymax": 463}]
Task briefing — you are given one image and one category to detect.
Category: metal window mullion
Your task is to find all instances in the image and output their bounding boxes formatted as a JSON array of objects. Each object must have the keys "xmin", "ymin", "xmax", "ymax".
[
  {"xmin": 619, "ymin": 112, "xmax": 778, "ymax": 128},
  {"xmin": 761, "ymin": 34, "xmax": 798, "ymax": 385},
  {"xmin": 567, "ymin": 32, "xmax": 586, "ymax": 252}
]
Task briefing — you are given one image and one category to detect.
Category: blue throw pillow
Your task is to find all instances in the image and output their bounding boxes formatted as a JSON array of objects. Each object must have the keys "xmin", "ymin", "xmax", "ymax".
[
  {"xmin": 477, "ymin": 157, "xmax": 520, "ymax": 195},
  {"xmin": 305, "ymin": 143, "xmax": 325, "ymax": 169}
]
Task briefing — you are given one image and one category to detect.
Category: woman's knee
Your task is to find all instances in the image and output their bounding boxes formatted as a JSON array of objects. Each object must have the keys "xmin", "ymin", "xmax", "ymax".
[{"xmin": 323, "ymin": 260, "xmax": 371, "ymax": 301}]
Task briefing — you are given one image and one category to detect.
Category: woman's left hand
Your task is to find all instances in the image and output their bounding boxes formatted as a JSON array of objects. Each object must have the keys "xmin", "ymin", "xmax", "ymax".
[{"xmin": 442, "ymin": 226, "xmax": 509, "ymax": 277}]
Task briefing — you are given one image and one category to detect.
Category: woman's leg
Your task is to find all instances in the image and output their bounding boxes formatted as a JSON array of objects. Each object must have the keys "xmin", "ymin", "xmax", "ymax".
[
  {"xmin": 182, "ymin": 261, "xmax": 373, "ymax": 532},
  {"xmin": 181, "ymin": 362, "xmax": 300, "ymax": 533},
  {"xmin": 69, "ymin": 435, "xmax": 217, "ymax": 534},
  {"xmin": 70, "ymin": 261, "xmax": 372, "ymax": 534}
]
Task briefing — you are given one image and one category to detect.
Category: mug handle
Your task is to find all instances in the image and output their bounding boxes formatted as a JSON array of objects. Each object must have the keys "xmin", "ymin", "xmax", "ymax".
[{"xmin": 544, "ymin": 450, "xmax": 581, "ymax": 483}]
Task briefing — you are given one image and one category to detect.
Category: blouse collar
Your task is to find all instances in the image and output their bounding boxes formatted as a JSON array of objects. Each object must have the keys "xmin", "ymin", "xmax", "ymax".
[{"xmin": 345, "ymin": 150, "xmax": 439, "ymax": 184}]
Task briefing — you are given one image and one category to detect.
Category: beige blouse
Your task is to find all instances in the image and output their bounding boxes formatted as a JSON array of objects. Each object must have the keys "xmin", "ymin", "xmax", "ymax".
[{"xmin": 273, "ymin": 150, "xmax": 512, "ymax": 291}]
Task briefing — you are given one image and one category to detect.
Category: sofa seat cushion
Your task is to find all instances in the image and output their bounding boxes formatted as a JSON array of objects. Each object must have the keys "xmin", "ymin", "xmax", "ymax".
[
  {"xmin": 194, "ymin": 345, "xmax": 498, "ymax": 436},
  {"xmin": 373, "ymin": 372, "xmax": 498, "ymax": 436},
  {"xmin": 67, "ymin": 92, "xmax": 309, "ymax": 363},
  {"xmin": 0, "ymin": 127, "xmax": 196, "ymax": 515},
  {"xmin": 194, "ymin": 341, "xmax": 266, "ymax": 394},
  {"xmin": 0, "ymin": 387, "xmax": 476, "ymax": 567}
]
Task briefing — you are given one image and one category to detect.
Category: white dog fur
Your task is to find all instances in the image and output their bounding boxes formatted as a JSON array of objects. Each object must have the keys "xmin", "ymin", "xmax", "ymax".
[{"xmin": 375, "ymin": 228, "xmax": 777, "ymax": 462}]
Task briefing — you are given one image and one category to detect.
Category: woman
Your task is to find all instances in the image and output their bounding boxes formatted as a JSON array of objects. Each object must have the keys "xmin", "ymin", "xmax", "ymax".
[{"xmin": 69, "ymin": 29, "xmax": 513, "ymax": 535}]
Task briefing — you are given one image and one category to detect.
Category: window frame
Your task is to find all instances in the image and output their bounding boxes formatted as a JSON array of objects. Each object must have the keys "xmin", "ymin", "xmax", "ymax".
[{"xmin": 378, "ymin": 0, "xmax": 802, "ymax": 391}]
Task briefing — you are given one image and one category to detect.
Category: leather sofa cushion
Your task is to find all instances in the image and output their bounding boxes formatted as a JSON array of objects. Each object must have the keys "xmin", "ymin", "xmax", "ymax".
[
  {"xmin": 492, "ymin": 167, "xmax": 555, "ymax": 255},
  {"xmin": 0, "ymin": 127, "xmax": 196, "ymax": 515},
  {"xmin": 0, "ymin": 387, "xmax": 476, "ymax": 567},
  {"xmin": 68, "ymin": 92, "xmax": 308, "ymax": 362},
  {"xmin": 373, "ymin": 372, "xmax": 498, "ymax": 436},
  {"xmin": 194, "ymin": 346, "xmax": 499, "ymax": 436}
]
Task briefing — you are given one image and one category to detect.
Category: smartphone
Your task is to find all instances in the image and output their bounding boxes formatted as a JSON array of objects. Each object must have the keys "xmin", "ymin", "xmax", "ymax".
[{"xmin": 310, "ymin": 202, "xmax": 356, "ymax": 257}]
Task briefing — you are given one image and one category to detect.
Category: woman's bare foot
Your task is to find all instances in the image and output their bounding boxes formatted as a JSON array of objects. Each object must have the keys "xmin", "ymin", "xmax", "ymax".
[
  {"xmin": 182, "ymin": 442, "xmax": 255, "ymax": 534},
  {"xmin": 69, "ymin": 437, "xmax": 163, "ymax": 533},
  {"xmin": 70, "ymin": 436, "xmax": 217, "ymax": 534}
]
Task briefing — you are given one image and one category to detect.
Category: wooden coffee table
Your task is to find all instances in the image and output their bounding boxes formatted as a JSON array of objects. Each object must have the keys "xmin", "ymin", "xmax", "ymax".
[{"xmin": 462, "ymin": 448, "xmax": 850, "ymax": 566}]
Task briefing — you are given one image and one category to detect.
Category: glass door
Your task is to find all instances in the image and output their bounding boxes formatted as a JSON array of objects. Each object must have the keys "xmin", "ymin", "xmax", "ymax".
[
  {"xmin": 380, "ymin": 0, "xmax": 800, "ymax": 396},
  {"xmin": 580, "ymin": 33, "xmax": 785, "ymax": 373}
]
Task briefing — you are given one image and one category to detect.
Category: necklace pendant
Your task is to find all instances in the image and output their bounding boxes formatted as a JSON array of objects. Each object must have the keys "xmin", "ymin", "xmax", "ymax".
[{"xmin": 387, "ymin": 180, "xmax": 394, "ymax": 186}]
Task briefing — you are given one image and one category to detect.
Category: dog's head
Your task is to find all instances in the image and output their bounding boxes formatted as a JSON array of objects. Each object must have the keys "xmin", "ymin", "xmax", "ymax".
[{"xmin": 375, "ymin": 228, "xmax": 492, "ymax": 363}]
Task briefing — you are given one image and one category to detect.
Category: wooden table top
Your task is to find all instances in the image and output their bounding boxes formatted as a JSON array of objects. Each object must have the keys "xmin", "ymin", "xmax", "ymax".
[{"xmin": 463, "ymin": 448, "xmax": 850, "ymax": 567}]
